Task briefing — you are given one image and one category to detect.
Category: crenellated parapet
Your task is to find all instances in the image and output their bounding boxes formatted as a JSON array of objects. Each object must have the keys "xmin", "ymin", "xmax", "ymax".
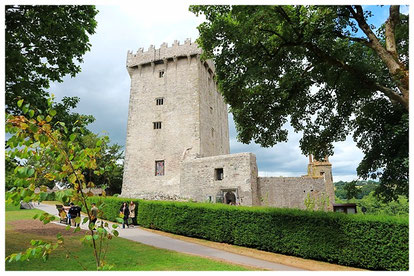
[{"xmin": 126, "ymin": 38, "xmax": 215, "ymax": 75}]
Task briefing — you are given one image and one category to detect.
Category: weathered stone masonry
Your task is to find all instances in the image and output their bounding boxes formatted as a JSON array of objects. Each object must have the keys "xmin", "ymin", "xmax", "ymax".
[{"xmin": 121, "ymin": 39, "xmax": 335, "ymax": 210}]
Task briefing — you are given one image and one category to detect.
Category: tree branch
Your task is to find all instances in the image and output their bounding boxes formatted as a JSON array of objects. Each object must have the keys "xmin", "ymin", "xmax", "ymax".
[
  {"xmin": 334, "ymin": 31, "xmax": 372, "ymax": 47},
  {"xmin": 347, "ymin": 5, "xmax": 409, "ymax": 109},
  {"xmin": 258, "ymin": 27, "xmax": 287, "ymax": 42},
  {"xmin": 304, "ymin": 41, "xmax": 407, "ymax": 109},
  {"xmin": 258, "ymin": 41, "xmax": 276, "ymax": 59},
  {"xmin": 274, "ymin": 6, "xmax": 302, "ymax": 40},
  {"xmin": 385, "ymin": 5, "xmax": 400, "ymax": 59},
  {"xmin": 373, "ymin": 83, "xmax": 408, "ymax": 109}
]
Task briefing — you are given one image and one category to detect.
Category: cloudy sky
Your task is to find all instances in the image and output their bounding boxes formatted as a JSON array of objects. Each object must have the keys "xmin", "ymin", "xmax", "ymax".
[{"xmin": 46, "ymin": 3, "xmax": 404, "ymax": 182}]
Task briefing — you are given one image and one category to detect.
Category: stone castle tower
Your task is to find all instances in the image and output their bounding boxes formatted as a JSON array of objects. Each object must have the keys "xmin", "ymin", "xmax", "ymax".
[{"xmin": 121, "ymin": 39, "xmax": 230, "ymax": 199}]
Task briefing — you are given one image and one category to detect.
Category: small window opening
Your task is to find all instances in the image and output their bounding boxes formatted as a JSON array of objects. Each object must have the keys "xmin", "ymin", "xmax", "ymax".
[
  {"xmin": 159, "ymin": 70, "xmax": 165, "ymax": 78},
  {"xmin": 211, "ymin": 128, "xmax": 215, "ymax": 137},
  {"xmin": 153, "ymin": 122, "xmax": 162, "ymax": 129},
  {"xmin": 155, "ymin": 160, "xmax": 165, "ymax": 176},
  {"xmin": 156, "ymin": 98, "xmax": 164, "ymax": 105},
  {"xmin": 210, "ymin": 106, "xmax": 213, "ymax": 114},
  {"xmin": 215, "ymin": 168, "xmax": 224, "ymax": 181}
]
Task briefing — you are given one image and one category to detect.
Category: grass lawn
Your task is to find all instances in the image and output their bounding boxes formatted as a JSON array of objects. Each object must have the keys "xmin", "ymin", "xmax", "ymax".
[{"xmin": 5, "ymin": 204, "xmax": 253, "ymax": 271}]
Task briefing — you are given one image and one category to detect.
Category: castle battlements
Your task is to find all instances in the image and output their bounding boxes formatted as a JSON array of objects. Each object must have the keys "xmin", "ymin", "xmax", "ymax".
[{"xmin": 126, "ymin": 38, "xmax": 215, "ymax": 73}]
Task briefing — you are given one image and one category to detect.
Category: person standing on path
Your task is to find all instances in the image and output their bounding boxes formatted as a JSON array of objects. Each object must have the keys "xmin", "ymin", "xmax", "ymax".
[
  {"xmin": 90, "ymin": 203, "xmax": 98, "ymax": 226},
  {"xmin": 129, "ymin": 201, "xmax": 136, "ymax": 226},
  {"xmin": 68, "ymin": 202, "xmax": 81, "ymax": 226},
  {"xmin": 119, "ymin": 202, "xmax": 130, "ymax": 229}
]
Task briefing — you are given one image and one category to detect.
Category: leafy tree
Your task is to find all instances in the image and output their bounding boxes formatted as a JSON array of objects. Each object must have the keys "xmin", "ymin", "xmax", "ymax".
[
  {"xmin": 52, "ymin": 96, "xmax": 96, "ymax": 137},
  {"xmin": 5, "ymin": 5, "xmax": 98, "ymax": 115},
  {"xmin": 5, "ymin": 97, "xmax": 120, "ymax": 270},
  {"xmin": 81, "ymin": 133, "xmax": 124, "ymax": 195},
  {"xmin": 359, "ymin": 180, "xmax": 379, "ymax": 198},
  {"xmin": 358, "ymin": 192, "xmax": 408, "ymax": 216},
  {"xmin": 343, "ymin": 181, "xmax": 360, "ymax": 201},
  {"xmin": 5, "ymin": 157, "xmax": 20, "ymax": 190},
  {"xmin": 335, "ymin": 180, "xmax": 379, "ymax": 200},
  {"xmin": 5, "ymin": 95, "xmax": 96, "ymax": 191},
  {"xmin": 190, "ymin": 5, "xmax": 408, "ymax": 201}
]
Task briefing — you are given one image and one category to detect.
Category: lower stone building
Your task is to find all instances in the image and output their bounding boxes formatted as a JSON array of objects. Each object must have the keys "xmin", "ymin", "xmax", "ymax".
[{"xmin": 180, "ymin": 153, "xmax": 334, "ymax": 210}]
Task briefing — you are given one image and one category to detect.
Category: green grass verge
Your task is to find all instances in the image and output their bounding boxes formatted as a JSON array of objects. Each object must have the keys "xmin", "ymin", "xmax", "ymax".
[{"xmin": 5, "ymin": 205, "xmax": 253, "ymax": 271}]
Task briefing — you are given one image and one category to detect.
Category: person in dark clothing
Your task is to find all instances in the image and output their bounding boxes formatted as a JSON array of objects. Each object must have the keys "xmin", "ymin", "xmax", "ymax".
[
  {"xmin": 68, "ymin": 202, "xmax": 81, "ymax": 227},
  {"xmin": 119, "ymin": 202, "xmax": 130, "ymax": 229}
]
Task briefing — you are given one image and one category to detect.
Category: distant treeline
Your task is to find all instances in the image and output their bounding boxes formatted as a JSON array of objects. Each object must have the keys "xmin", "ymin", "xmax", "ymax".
[
  {"xmin": 334, "ymin": 180, "xmax": 408, "ymax": 217},
  {"xmin": 334, "ymin": 180, "xmax": 379, "ymax": 200}
]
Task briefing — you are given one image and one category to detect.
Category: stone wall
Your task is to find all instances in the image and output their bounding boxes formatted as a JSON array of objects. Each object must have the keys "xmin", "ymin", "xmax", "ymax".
[
  {"xmin": 180, "ymin": 153, "xmax": 258, "ymax": 205},
  {"xmin": 198, "ymin": 61, "xmax": 230, "ymax": 157},
  {"xmin": 257, "ymin": 176, "xmax": 327, "ymax": 209},
  {"xmin": 307, "ymin": 161, "xmax": 335, "ymax": 209}
]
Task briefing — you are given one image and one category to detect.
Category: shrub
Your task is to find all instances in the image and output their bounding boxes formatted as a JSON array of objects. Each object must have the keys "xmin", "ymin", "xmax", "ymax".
[
  {"xmin": 137, "ymin": 200, "xmax": 408, "ymax": 271},
  {"xmin": 90, "ymin": 196, "xmax": 408, "ymax": 270},
  {"xmin": 45, "ymin": 192, "xmax": 56, "ymax": 201}
]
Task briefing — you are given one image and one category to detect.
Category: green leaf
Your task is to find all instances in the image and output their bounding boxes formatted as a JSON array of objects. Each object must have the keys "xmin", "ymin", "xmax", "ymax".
[
  {"xmin": 39, "ymin": 192, "xmax": 48, "ymax": 202},
  {"xmin": 85, "ymin": 235, "xmax": 92, "ymax": 241},
  {"xmin": 69, "ymin": 134, "xmax": 76, "ymax": 141},
  {"xmin": 27, "ymin": 168, "xmax": 35, "ymax": 177},
  {"xmin": 46, "ymin": 115, "xmax": 52, "ymax": 122},
  {"xmin": 17, "ymin": 99, "xmax": 24, "ymax": 107},
  {"xmin": 49, "ymin": 109, "xmax": 57, "ymax": 116},
  {"xmin": 29, "ymin": 110, "xmax": 35, "ymax": 118},
  {"xmin": 22, "ymin": 105, "xmax": 29, "ymax": 114},
  {"xmin": 112, "ymin": 230, "xmax": 119, "ymax": 237},
  {"xmin": 18, "ymin": 167, "xmax": 27, "ymax": 177},
  {"xmin": 96, "ymin": 139, "xmax": 103, "ymax": 146}
]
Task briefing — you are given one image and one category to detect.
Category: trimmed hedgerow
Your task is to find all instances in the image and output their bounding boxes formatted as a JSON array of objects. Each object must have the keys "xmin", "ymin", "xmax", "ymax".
[
  {"xmin": 136, "ymin": 200, "xmax": 408, "ymax": 271},
  {"xmin": 86, "ymin": 196, "xmax": 408, "ymax": 270}
]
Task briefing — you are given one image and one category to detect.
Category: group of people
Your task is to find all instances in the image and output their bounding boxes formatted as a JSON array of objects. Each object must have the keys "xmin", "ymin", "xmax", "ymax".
[
  {"xmin": 59, "ymin": 202, "xmax": 82, "ymax": 226},
  {"xmin": 59, "ymin": 201, "xmax": 136, "ymax": 229},
  {"xmin": 119, "ymin": 201, "xmax": 136, "ymax": 229},
  {"xmin": 59, "ymin": 202, "xmax": 98, "ymax": 226}
]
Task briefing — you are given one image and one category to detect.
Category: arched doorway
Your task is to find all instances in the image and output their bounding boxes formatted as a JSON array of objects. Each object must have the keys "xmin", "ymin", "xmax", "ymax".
[{"xmin": 225, "ymin": 191, "xmax": 236, "ymax": 205}]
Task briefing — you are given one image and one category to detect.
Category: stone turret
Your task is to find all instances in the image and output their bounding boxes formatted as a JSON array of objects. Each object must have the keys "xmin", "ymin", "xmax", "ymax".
[{"xmin": 307, "ymin": 154, "xmax": 335, "ymax": 209}]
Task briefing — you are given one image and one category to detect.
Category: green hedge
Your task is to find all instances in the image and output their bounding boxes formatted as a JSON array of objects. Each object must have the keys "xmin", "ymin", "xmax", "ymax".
[
  {"xmin": 84, "ymin": 196, "xmax": 408, "ymax": 270},
  {"xmin": 137, "ymin": 200, "xmax": 408, "ymax": 271}
]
